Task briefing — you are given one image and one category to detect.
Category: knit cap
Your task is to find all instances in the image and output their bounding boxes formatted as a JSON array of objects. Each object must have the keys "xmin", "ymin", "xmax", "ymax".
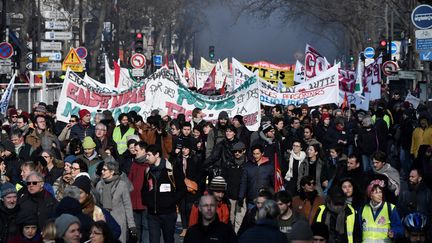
[
  {"xmin": 290, "ymin": 220, "xmax": 313, "ymax": 241},
  {"xmin": 261, "ymin": 123, "xmax": 274, "ymax": 134},
  {"xmin": 1, "ymin": 182, "xmax": 17, "ymax": 197},
  {"xmin": 55, "ymin": 214, "xmax": 80, "ymax": 238},
  {"xmin": 218, "ymin": 111, "xmax": 229, "ymax": 120},
  {"xmin": 82, "ymin": 136, "xmax": 96, "ymax": 149},
  {"xmin": 72, "ymin": 175, "xmax": 92, "ymax": 194},
  {"xmin": 78, "ymin": 109, "xmax": 90, "ymax": 119},
  {"xmin": 208, "ymin": 176, "xmax": 227, "ymax": 192}
]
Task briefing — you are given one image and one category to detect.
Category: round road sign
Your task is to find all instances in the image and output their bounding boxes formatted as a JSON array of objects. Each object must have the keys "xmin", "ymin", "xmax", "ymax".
[
  {"xmin": 364, "ymin": 47, "xmax": 375, "ymax": 59},
  {"xmin": 131, "ymin": 53, "xmax": 146, "ymax": 69},
  {"xmin": 382, "ymin": 61, "xmax": 398, "ymax": 76},
  {"xmin": 412, "ymin": 4, "xmax": 432, "ymax": 29},
  {"xmin": 75, "ymin": 47, "xmax": 88, "ymax": 59},
  {"xmin": 0, "ymin": 42, "xmax": 14, "ymax": 59}
]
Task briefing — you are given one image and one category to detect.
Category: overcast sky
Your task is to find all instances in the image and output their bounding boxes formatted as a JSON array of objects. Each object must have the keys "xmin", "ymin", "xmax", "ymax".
[{"xmin": 195, "ymin": 1, "xmax": 341, "ymax": 65}]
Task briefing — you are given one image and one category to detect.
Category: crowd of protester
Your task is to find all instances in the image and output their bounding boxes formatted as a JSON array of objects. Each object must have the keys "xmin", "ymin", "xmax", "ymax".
[{"xmin": 0, "ymin": 91, "xmax": 432, "ymax": 243}]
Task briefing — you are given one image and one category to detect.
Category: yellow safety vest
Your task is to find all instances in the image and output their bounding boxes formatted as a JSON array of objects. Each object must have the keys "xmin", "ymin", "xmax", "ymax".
[
  {"xmin": 361, "ymin": 202, "xmax": 394, "ymax": 243},
  {"xmin": 112, "ymin": 126, "xmax": 135, "ymax": 155},
  {"xmin": 316, "ymin": 204, "xmax": 355, "ymax": 243}
]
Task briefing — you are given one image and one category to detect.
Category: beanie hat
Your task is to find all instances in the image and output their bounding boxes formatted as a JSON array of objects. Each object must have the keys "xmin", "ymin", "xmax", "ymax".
[
  {"xmin": 261, "ymin": 123, "xmax": 274, "ymax": 134},
  {"xmin": 321, "ymin": 113, "xmax": 330, "ymax": 121},
  {"xmin": 72, "ymin": 175, "xmax": 92, "ymax": 194},
  {"xmin": 82, "ymin": 136, "xmax": 96, "ymax": 149},
  {"xmin": 290, "ymin": 220, "xmax": 313, "ymax": 241},
  {"xmin": 1, "ymin": 182, "xmax": 17, "ymax": 197},
  {"xmin": 232, "ymin": 142, "xmax": 246, "ymax": 151},
  {"xmin": 35, "ymin": 105, "xmax": 47, "ymax": 113},
  {"xmin": 2, "ymin": 140, "xmax": 15, "ymax": 153},
  {"xmin": 55, "ymin": 214, "xmax": 80, "ymax": 238},
  {"xmin": 208, "ymin": 176, "xmax": 227, "ymax": 192},
  {"xmin": 218, "ymin": 111, "xmax": 229, "ymax": 120},
  {"xmin": 367, "ymin": 179, "xmax": 385, "ymax": 197},
  {"xmin": 64, "ymin": 155, "xmax": 77, "ymax": 164},
  {"xmin": 78, "ymin": 109, "xmax": 90, "ymax": 119},
  {"xmin": 55, "ymin": 197, "xmax": 82, "ymax": 217},
  {"xmin": 311, "ymin": 222, "xmax": 329, "ymax": 240}
]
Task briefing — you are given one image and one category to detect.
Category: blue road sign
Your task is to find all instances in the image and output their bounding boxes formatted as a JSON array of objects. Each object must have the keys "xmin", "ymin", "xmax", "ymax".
[
  {"xmin": 153, "ymin": 55, "xmax": 162, "ymax": 66},
  {"xmin": 390, "ymin": 42, "xmax": 397, "ymax": 54},
  {"xmin": 364, "ymin": 47, "xmax": 375, "ymax": 59},
  {"xmin": 420, "ymin": 51, "xmax": 432, "ymax": 61},
  {"xmin": 412, "ymin": 4, "xmax": 432, "ymax": 29},
  {"xmin": 0, "ymin": 42, "xmax": 13, "ymax": 59},
  {"xmin": 416, "ymin": 38, "xmax": 432, "ymax": 50}
]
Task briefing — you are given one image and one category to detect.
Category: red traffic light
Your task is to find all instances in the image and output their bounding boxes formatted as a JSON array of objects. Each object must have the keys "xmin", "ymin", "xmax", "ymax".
[
  {"xmin": 379, "ymin": 40, "xmax": 387, "ymax": 47},
  {"xmin": 136, "ymin": 33, "xmax": 143, "ymax": 39}
]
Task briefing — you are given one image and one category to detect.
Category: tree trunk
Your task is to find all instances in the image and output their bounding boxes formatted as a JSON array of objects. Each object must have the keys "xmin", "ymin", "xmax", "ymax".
[{"xmin": 89, "ymin": 0, "xmax": 108, "ymax": 77}]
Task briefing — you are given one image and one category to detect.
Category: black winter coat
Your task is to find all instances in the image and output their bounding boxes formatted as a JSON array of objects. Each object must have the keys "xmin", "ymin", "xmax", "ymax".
[
  {"xmin": 356, "ymin": 127, "xmax": 378, "ymax": 156},
  {"xmin": 184, "ymin": 217, "xmax": 237, "ymax": 243},
  {"xmin": 0, "ymin": 203, "xmax": 19, "ymax": 243},
  {"xmin": 239, "ymin": 159, "xmax": 274, "ymax": 203},
  {"xmin": 18, "ymin": 189, "xmax": 58, "ymax": 229},
  {"xmin": 141, "ymin": 159, "xmax": 186, "ymax": 215},
  {"xmin": 239, "ymin": 219, "xmax": 288, "ymax": 243}
]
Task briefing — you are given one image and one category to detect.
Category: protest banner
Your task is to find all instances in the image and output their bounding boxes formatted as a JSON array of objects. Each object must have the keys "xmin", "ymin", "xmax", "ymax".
[
  {"xmin": 405, "ymin": 92, "xmax": 420, "ymax": 109},
  {"xmin": 242, "ymin": 61, "xmax": 294, "ymax": 87},
  {"xmin": 104, "ymin": 57, "xmax": 136, "ymax": 91},
  {"xmin": 260, "ymin": 65, "xmax": 340, "ymax": 107},
  {"xmin": 200, "ymin": 57, "xmax": 229, "ymax": 72},
  {"xmin": 0, "ymin": 74, "xmax": 15, "ymax": 114},
  {"xmin": 294, "ymin": 60, "xmax": 305, "ymax": 83},
  {"xmin": 57, "ymin": 67, "xmax": 261, "ymax": 131},
  {"xmin": 304, "ymin": 44, "xmax": 331, "ymax": 80}
]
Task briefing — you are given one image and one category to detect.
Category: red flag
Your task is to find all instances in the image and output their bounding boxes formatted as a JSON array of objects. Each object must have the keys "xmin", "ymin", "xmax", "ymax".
[
  {"xmin": 220, "ymin": 76, "xmax": 227, "ymax": 95},
  {"xmin": 274, "ymin": 153, "xmax": 285, "ymax": 192},
  {"xmin": 341, "ymin": 92, "xmax": 348, "ymax": 111},
  {"xmin": 113, "ymin": 60, "xmax": 120, "ymax": 88},
  {"xmin": 201, "ymin": 66, "xmax": 216, "ymax": 91},
  {"xmin": 164, "ymin": 52, "xmax": 169, "ymax": 67}
]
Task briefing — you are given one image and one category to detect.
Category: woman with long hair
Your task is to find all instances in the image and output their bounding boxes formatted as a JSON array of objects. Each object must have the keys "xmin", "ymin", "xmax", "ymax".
[
  {"xmin": 298, "ymin": 143, "xmax": 328, "ymax": 196},
  {"xmin": 41, "ymin": 149, "xmax": 64, "ymax": 185}
]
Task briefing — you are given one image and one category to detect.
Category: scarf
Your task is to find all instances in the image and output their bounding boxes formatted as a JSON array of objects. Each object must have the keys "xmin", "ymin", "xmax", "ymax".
[
  {"xmin": 373, "ymin": 163, "xmax": 400, "ymax": 195},
  {"xmin": 101, "ymin": 175, "xmax": 119, "ymax": 210},
  {"xmin": 285, "ymin": 150, "xmax": 306, "ymax": 181},
  {"xmin": 135, "ymin": 155, "xmax": 147, "ymax": 164},
  {"xmin": 370, "ymin": 201, "xmax": 383, "ymax": 214},
  {"xmin": 326, "ymin": 201, "xmax": 347, "ymax": 234}
]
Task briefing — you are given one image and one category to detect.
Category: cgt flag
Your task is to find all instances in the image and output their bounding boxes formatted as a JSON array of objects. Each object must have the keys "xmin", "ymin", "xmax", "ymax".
[{"xmin": 274, "ymin": 153, "xmax": 285, "ymax": 192}]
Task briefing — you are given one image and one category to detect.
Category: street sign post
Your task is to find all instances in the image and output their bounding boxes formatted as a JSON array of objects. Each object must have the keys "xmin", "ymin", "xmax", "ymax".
[
  {"xmin": 41, "ymin": 52, "xmax": 62, "ymax": 61},
  {"xmin": 416, "ymin": 38, "xmax": 432, "ymax": 50},
  {"xmin": 416, "ymin": 29, "xmax": 432, "ymax": 39},
  {"xmin": 44, "ymin": 32, "xmax": 73, "ymax": 40},
  {"xmin": 382, "ymin": 61, "xmax": 398, "ymax": 76},
  {"xmin": 39, "ymin": 62, "xmax": 62, "ymax": 71},
  {"xmin": 0, "ymin": 42, "xmax": 14, "ymax": 59},
  {"xmin": 153, "ymin": 55, "xmax": 162, "ymax": 66},
  {"xmin": 75, "ymin": 47, "xmax": 88, "ymax": 59},
  {"xmin": 41, "ymin": 42, "xmax": 62, "ymax": 51},
  {"xmin": 45, "ymin": 21, "xmax": 70, "ymax": 30},
  {"xmin": 0, "ymin": 59, "xmax": 12, "ymax": 74},
  {"xmin": 132, "ymin": 68, "xmax": 144, "ymax": 77},
  {"xmin": 411, "ymin": 4, "xmax": 432, "ymax": 29},
  {"xmin": 41, "ymin": 11, "xmax": 70, "ymax": 19},
  {"xmin": 131, "ymin": 53, "xmax": 146, "ymax": 69},
  {"xmin": 364, "ymin": 47, "xmax": 375, "ymax": 59},
  {"xmin": 62, "ymin": 48, "xmax": 83, "ymax": 72}
]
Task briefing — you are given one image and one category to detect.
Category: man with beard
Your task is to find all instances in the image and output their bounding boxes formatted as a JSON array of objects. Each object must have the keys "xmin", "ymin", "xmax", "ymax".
[
  {"xmin": 113, "ymin": 113, "xmax": 135, "ymax": 155},
  {"xmin": 275, "ymin": 190, "xmax": 300, "ymax": 237},
  {"xmin": 184, "ymin": 195, "xmax": 236, "ymax": 243},
  {"xmin": 70, "ymin": 109, "xmax": 95, "ymax": 141},
  {"xmin": 26, "ymin": 115, "xmax": 59, "ymax": 151},
  {"xmin": 206, "ymin": 111, "xmax": 230, "ymax": 159},
  {"xmin": 398, "ymin": 169, "xmax": 432, "ymax": 218},
  {"xmin": 0, "ymin": 182, "xmax": 20, "ymax": 242}
]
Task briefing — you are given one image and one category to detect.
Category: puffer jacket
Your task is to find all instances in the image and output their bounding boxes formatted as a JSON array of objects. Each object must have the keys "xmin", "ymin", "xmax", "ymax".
[{"xmin": 239, "ymin": 158, "xmax": 274, "ymax": 203}]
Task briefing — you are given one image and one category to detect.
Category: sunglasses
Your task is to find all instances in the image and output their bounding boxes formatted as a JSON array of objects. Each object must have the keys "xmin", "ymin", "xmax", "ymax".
[
  {"xmin": 307, "ymin": 181, "xmax": 316, "ymax": 186},
  {"xmin": 27, "ymin": 181, "xmax": 41, "ymax": 186},
  {"xmin": 232, "ymin": 150, "xmax": 243, "ymax": 154},
  {"xmin": 11, "ymin": 115, "xmax": 17, "ymax": 118}
]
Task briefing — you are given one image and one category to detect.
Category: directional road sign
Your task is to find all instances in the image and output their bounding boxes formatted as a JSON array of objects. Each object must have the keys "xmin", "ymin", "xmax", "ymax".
[
  {"xmin": 0, "ymin": 42, "xmax": 14, "ymax": 59},
  {"xmin": 44, "ymin": 32, "xmax": 73, "ymax": 40},
  {"xmin": 41, "ymin": 51, "xmax": 62, "ymax": 61},
  {"xmin": 45, "ymin": 21, "xmax": 70, "ymax": 30},
  {"xmin": 364, "ymin": 47, "xmax": 375, "ymax": 59},
  {"xmin": 416, "ymin": 38, "xmax": 432, "ymax": 50},
  {"xmin": 411, "ymin": 4, "xmax": 432, "ymax": 29},
  {"xmin": 153, "ymin": 55, "xmax": 162, "ymax": 66},
  {"xmin": 41, "ymin": 42, "xmax": 62, "ymax": 51},
  {"xmin": 420, "ymin": 51, "xmax": 432, "ymax": 61},
  {"xmin": 131, "ymin": 53, "xmax": 146, "ymax": 69}
]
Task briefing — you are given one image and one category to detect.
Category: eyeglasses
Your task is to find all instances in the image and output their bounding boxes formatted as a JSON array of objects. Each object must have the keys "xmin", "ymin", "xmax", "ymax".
[
  {"xmin": 232, "ymin": 150, "xmax": 243, "ymax": 154},
  {"xmin": 26, "ymin": 181, "xmax": 41, "ymax": 186},
  {"xmin": 307, "ymin": 181, "xmax": 316, "ymax": 186},
  {"xmin": 90, "ymin": 230, "xmax": 103, "ymax": 235}
]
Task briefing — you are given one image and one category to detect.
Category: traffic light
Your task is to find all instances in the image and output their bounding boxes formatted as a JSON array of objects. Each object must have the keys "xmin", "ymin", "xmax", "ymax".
[
  {"xmin": 349, "ymin": 50, "xmax": 354, "ymax": 62},
  {"xmin": 378, "ymin": 39, "xmax": 390, "ymax": 62},
  {"xmin": 209, "ymin": 45, "xmax": 215, "ymax": 60},
  {"xmin": 134, "ymin": 33, "xmax": 144, "ymax": 53}
]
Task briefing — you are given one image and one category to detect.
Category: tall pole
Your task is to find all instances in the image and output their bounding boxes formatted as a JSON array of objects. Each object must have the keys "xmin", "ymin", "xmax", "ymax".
[
  {"xmin": 31, "ymin": 0, "xmax": 37, "ymax": 71},
  {"xmin": 79, "ymin": 0, "xmax": 83, "ymax": 45},
  {"xmin": 1, "ymin": 0, "xmax": 6, "ymax": 41},
  {"xmin": 36, "ymin": 0, "xmax": 41, "ymax": 71}
]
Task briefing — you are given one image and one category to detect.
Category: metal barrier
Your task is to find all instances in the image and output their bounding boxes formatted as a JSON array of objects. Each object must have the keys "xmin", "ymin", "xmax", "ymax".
[{"xmin": 10, "ymin": 83, "xmax": 63, "ymax": 112}]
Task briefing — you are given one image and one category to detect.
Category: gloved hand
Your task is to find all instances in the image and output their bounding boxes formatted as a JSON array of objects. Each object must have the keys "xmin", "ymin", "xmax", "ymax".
[{"xmin": 129, "ymin": 227, "xmax": 138, "ymax": 239}]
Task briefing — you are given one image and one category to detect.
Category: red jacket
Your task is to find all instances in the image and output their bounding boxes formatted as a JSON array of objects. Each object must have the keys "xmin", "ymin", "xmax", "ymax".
[
  {"xmin": 128, "ymin": 160, "xmax": 149, "ymax": 210},
  {"xmin": 189, "ymin": 200, "xmax": 230, "ymax": 227}
]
